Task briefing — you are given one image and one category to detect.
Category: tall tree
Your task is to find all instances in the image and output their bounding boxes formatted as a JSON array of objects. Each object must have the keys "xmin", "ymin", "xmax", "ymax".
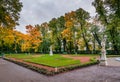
[
  {"xmin": 57, "ymin": 16, "xmax": 65, "ymax": 53},
  {"xmin": 75, "ymin": 8, "xmax": 91, "ymax": 52},
  {"xmin": 37, "ymin": 22, "xmax": 51, "ymax": 53},
  {"xmin": 0, "ymin": 27, "xmax": 14, "ymax": 52},
  {"xmin": 23, "ymin": 25, "xmax": 42, "ymax": 53},
  {"xmin": 92, "ymin": 0, "xmax": 120, "ymax": 54},
  {"xmin": 90, "ymin": 17, "xmax": 102, "ymax": 48},
  {"xmin": 0, "ymin": 0, "xmax": 22, "ymax": 28},
  {"xmin": 62, "ymin": 11, "xmax": 76, "ymax": 53},
  {"xmin": 49, "ymin": 17, "xmax": 65, "ymax": 53}
]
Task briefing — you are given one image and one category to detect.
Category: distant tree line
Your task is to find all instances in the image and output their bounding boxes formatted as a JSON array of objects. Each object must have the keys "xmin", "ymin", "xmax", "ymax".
[{"xmin": 0, "ymin": 0, "xmax": 120, "ymax": 54}]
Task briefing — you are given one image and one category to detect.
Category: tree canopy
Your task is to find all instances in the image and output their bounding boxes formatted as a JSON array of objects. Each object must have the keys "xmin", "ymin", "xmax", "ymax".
[
  {"xmin": 0, "ymin": 0, "xmax": 23, "ymax": 28},
  {"xmin": 1, "ymin": 0, "xmax": 119, "ymax": 54},
  {"xmin": 93, "ymin": 0, "xmax": 120, "ymax": 54}
]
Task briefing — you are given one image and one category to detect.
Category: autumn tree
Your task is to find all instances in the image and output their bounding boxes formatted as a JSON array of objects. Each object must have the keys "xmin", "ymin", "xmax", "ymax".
[
  {"xmin": 0, "ymin": 27, "xmax": 19, "ymax": 53},
  {"xmin": 12, "ymin": 30, "xmax": 26, "ymax": 53},
  {"xmin": 62, "ymin": 11, "xmax": 76, "ymax": 53},
  {"xmin": 0, "ymin": 0, "xmax": 22, "ymax": 28},
  {"xmin": 0, "ymin": 0, "xmax": 22, "ymax": 54},
  {"xmin": 22, "ymin": 25, "xmax": 42, "ymax": 53},
  {"xmin": 75, "ymin": 8, "xmax": 91, "ymax": 52}
]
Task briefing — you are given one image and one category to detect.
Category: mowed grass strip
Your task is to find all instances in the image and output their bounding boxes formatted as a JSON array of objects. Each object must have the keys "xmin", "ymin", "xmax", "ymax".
[
  {"xmin": 70, "ymin": 54, "xmax": 99, "ymax": 57},
  {"xmin": 5, "ymin": 54, "xmax": 35, "ymax": 59},
  {"xmin": 25, "ymin": 55, "xmax": 80, "ymax": 67}
]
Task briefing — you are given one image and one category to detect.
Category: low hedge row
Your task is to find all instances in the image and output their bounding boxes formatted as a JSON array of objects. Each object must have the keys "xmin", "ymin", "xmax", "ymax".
[
  {"xmin": 4, "ymin": 57, "xmax": 99, "ymax": 76},
  {"xmin": 4, "ymin": 58, "xmax": 55, "ymax": 76},
  {"xmin": 57, "ymin": 60, "xmax": 99, "ymax": 73}
]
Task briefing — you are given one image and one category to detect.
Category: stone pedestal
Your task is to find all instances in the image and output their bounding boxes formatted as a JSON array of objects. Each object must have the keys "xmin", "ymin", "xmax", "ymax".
[
  {"xmin": 100, "ymin": 60, "xmax": 107, "ymax": 66},
  {"xmin": 100, "ymin": 52, "xmax": 108, "ymax": 66}
]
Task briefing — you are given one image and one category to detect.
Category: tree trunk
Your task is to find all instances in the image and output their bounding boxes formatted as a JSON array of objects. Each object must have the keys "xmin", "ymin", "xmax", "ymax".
[
  {"xmin": 69, "ymin": 41, "xmax": 72, "ymax": 54},
  {"xmin": 92, "ymin": 32, "xmax": 101, "ymax": 48},
  {"xmin": 57, "ymin": 37, "xmax": 61, "ymax": 53},
  {"xmin": 63, "ymin": 38, "xmax": 66, "ymax": 52},
  {"xmin": 82, "ymin": 32, "xmax": 90, "ymax": 53},
  {"xmin": 80, "ymin": 24, "xmax": 90, "ymax": 53},
  {"xmin": 93, "ymin": 37, "xmax": 96, "ymax": 54}
]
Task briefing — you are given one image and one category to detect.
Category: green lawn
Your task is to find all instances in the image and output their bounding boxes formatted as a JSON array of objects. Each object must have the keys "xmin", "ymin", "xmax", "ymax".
[
  {"xmin": 5, "ymin": 54, "xmax": 36, "ymax": 59},
  {"xmin": 70, "ymin": 54, "xmax": 99, "ymax": 57},
  {"xmin": 5, "ymin": 54, "xmax": 120, "ymax": 68},
  {"xmin": 72, "ymin": 54, "xmax": 120, "ymax": 58},
  {"xmin": 5, "ymin": 54, "xmax": 80, "ymax": 67},
  {"xmin": 107, "ymin": 55, "xmax": 120, "ymax": 58}
]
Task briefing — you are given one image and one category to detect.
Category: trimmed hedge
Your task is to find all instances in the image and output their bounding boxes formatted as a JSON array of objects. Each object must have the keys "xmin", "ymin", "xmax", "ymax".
[
  {"xmin": 4, "ymin": 58, "xmax": 55, "ymax": 76},
  {"xmin": 58, "ymin": 60, "xmax": 99, "ymax": 73},
  {"xmin": 4, "ymin": 57, "xmax": 99, "ymax": 76}
]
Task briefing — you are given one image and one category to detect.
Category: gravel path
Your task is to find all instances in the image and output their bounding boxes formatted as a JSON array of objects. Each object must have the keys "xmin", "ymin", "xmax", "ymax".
[
  {"xmin": 0, "ymin": 58, "xmax": 120, "ymax": 82},
  {"xmin": 107, "ymin": 57, "xmax": 120, "ymax": 66}
]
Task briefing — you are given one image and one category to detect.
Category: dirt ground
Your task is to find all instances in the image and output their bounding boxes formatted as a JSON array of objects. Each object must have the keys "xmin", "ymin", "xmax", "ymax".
[
  {"xmin": 0, "ymin": 58, "xmax": 120, "ymax": 82},
  {"xmin": 62, "ymin": 55, "xmax": 92, "ymax": 63},
  {"xmin": 9, "ymin": 58, "xmax": 55, "ymax": 71}
]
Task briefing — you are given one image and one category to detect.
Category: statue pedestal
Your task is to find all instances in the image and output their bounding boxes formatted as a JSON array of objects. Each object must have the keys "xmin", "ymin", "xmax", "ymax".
[
  {"xmin": 100, "ymin": 51, "xmax": 108, "ymax": 66},
  {"xmin": 50, "ymin": 50, "xmax": 53, "ymax": 56},
  {"xmin": 100, "ymin": 59, "xmax": 108, "ymax": 66}
]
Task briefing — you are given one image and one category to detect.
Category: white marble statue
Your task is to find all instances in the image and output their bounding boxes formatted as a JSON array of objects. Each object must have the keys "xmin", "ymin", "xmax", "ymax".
[
  {"xmin": 100, "ymin": 35, "xmax": 108, "ymax": 66},
  {"xmin": 50, "ymin": 45, "xmax": 53, "ymax": 56}
]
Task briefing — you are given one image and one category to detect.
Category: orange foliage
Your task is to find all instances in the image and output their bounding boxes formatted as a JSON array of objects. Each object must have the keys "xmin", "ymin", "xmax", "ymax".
[
  {"xmin": 61, "ymin": 28, "xmax": 73, "ymax": 42},
  {"xmin": 21, "ymin": 25, "xmax": 42, "ymax": 52},
  {"xmin": 61, "ymin": 11, "xmax": 76, "ymax": 41}
]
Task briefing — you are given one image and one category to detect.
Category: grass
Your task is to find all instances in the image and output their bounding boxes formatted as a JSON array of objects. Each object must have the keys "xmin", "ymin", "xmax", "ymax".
[
  {"xmin": 71, "ymin": 54, "xmax": 120, "ymax": 58},
  {"xmin": 5, "ymin": 54, "xmax": 80, "ymax": 67},
  {"xmin": 5, "ymin": 54, "xmax": 35, "ymax": 59},
  {"xmin": 107, "ymin": 55, "xmax": 120, "ymax": 58},
  {"xmin": 70, "ymin": 54, "xmax": 99, "ymax": 57}
]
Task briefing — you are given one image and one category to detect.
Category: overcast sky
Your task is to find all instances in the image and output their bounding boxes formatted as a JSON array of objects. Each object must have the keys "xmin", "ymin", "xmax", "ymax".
[{"xmin": 16, "ymin": 0, "xmax": 96, "ymax": 33}]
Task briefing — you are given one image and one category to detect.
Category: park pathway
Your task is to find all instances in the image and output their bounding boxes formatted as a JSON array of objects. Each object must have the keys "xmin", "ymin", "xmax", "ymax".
[
  {"xmin": 107, "ymin": 57, "xmax": 120, "ymax": 66},
  {"xmin": 0, "ymin": 58, "xmax": 120, "ymax": 82}
]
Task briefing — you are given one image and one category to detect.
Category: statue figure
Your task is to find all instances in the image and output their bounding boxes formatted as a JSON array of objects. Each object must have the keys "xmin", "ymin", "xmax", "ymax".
[
  {"xmin": 50, "ymin": 45, "xmax": 53, "ymax": 56},
  {"xmin": 100, "ymin": 35, "xmax": 107, "ymax": 66}
]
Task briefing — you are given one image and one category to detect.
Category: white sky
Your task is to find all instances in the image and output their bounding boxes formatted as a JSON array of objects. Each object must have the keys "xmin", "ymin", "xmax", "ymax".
[{"xmin": 16, "ymin": 0, "xmax": 96, "ymax": 33}]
